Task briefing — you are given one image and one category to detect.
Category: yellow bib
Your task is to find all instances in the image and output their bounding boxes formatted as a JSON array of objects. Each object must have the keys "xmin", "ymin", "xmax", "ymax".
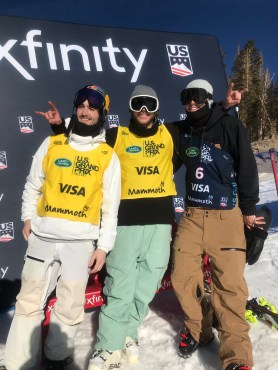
[
  {"xmin": 114, "ymin": 125, "xmax": 176, "ymax": 199},
  {"xmin": 37, "ymin": 134, "xmax": 113, "ymax": 224}
]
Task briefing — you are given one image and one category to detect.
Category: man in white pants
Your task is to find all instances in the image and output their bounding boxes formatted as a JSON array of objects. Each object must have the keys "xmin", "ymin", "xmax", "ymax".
[{"xmin": 4, "ymin": 85, "xmax": 121, "ymax": 370}]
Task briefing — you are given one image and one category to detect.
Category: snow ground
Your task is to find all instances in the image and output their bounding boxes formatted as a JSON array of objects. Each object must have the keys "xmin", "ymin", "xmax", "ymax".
[{"xmin": 0, "ymin": 171, "xmax": 277, "ymax": 370}]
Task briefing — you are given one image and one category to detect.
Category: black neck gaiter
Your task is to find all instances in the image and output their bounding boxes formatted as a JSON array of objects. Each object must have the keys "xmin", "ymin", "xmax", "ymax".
[
  {"xmin": 67, "ymin": 116, "xmax": 103, "ymax": 137},
  {"xmin": 186, "ymin": 102, "xmax": 211, "ymax": 128},
  {"xmin": 129, "ymin": 118, "xmax": 159, "ymax": 137}
]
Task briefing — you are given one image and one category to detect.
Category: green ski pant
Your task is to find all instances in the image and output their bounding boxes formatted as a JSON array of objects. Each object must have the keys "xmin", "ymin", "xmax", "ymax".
[{"xmin": 95, "ymin": 224, "xmax": 172, "ymax": 351}]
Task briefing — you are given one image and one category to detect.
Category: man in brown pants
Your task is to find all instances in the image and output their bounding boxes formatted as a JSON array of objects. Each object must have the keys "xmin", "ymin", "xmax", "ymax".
[{"xmin": 171, "ymin": 79, "xmax": 261, "ymax": 370}]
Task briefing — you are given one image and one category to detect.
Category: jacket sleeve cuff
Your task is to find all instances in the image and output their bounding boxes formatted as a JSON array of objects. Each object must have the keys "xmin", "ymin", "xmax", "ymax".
[
  {"xmin": 97, "ymin": 246, "xmax": 110, "ymax": 254},
  {"xmin": 240, "ymin": 204, "xmax": 257, "ymax": 216}
]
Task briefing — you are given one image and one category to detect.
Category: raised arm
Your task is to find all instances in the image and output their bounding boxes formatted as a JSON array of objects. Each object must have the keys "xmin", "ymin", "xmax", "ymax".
[
  {"xmin": 222, "ymin": 82, "xmax": 248, "ymax": 110},
  {"xmin": 35, "ymin": 101, "xmax": 63, "ymax": 125}
]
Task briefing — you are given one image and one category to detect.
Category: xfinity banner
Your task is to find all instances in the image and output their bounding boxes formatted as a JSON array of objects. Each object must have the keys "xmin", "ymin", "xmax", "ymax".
[{"xmin": 0, "ymin": 15, "xmax": 228, "ymax": 308}]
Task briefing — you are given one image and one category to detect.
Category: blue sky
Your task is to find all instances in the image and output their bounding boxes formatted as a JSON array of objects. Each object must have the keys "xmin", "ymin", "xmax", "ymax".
[{"xmin": 0, "ymin": 0, "xmax": 277, "ymax": 79}]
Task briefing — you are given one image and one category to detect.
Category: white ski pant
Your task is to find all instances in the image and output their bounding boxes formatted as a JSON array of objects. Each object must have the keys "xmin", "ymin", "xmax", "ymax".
[{"xmin": 5, "ymin": 233, "xmax": 94, "ymax": 370}]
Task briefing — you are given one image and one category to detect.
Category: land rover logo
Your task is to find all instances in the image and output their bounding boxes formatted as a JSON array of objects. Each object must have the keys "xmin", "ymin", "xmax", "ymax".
[
  {"xmin": 54, "ymin": 158, "xmax": 72, "ymax": 167},
  {"xmin": 186, "ymin": 147, "xmax": 199, "ymax": 157},
  {"xmin": 126, "ymin": 146, "xmax": 142, "ymax": 153}
]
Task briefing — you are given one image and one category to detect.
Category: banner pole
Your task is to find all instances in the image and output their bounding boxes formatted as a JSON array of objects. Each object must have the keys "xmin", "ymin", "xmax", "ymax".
[{"xmin": 269, "ymin": 148, "xmax": 278, "ymax": 196}]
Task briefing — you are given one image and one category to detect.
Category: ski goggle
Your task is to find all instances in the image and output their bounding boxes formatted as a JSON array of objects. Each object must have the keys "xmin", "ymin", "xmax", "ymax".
[
  {"xmin": 180, "ymin": 88, "xmax": 212, "ymax": 105},
  {"xmin": 73, "ymin": 85, "xmax": 108, "ymax": 110},
  {"xmin": 129, "ymin": 95, "xmax": 159, "ymax": 113}
]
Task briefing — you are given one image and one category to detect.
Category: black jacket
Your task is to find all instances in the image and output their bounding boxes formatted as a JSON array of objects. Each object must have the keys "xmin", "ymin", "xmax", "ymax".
[{"xmin": 172, "ymin": 103, "xmax": 259, "ymax": 215}]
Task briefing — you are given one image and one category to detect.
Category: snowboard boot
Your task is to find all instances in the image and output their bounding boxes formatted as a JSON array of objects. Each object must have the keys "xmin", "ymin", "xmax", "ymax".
[
  {"xmin": 88, "ymin": 349, "xmax": 121, "ymax": 370},
  {"xmin": 122, "ymin": 336, "xmax": 139, "ymax": 364},
  {"xmin": 178, "ymin": 327, "xmax": 199, "ymax": 358},
  {"xmin": 45, "ymin": 356, "xmax": 73, "ymax": 369},
  {"xmin": 225, "ymin": 364, "xmax": 252, "ymax": 370}
]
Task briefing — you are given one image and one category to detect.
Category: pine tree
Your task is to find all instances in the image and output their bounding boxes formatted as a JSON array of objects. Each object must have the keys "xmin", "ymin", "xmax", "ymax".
[
  {"xmin": 268, "ymin": 78, "xmax": 278, "ymax": 135},
  {"xmin": 259, "ymin": 68, "xmax": 273, "ymax": 139},
  {"xmin": 229, "ymin": 40, "xmax": 265, "ymax": 140}
]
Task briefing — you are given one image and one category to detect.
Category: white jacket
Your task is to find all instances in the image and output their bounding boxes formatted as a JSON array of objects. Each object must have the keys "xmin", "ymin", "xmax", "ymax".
[{"xmin": 21, "ymin": 127, "xmax": 121, "ymax": 253}]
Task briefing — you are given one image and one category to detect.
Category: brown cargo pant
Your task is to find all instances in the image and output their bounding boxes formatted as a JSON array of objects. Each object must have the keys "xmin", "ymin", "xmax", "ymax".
[{"xmin": 171, "ymin": 206, "xmax": 253, "ymax": 370}]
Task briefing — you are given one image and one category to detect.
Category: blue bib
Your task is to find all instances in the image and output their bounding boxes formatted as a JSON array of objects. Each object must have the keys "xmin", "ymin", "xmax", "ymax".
[{"xmin": 181, "ymin": 134, "xmax": 237, "ymax": 209}]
